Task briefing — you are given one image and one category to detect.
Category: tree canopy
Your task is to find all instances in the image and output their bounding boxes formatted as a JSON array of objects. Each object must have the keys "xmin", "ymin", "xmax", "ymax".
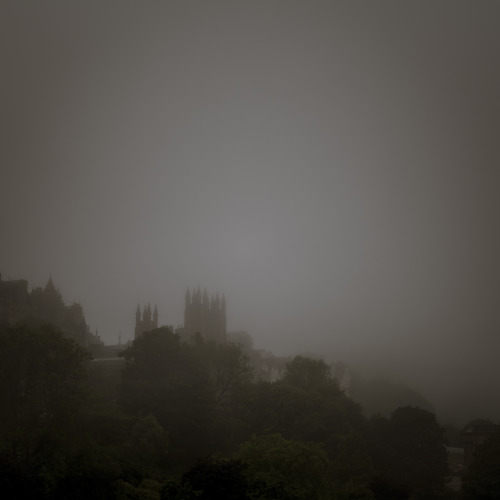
[
  {"xmin": 367, "ymin": 406, "xmax": 448, "ymax": 499},
  {"xmin": 0, "ymin": 324, "xmax": 91, "ymax": 497},
  {"xmin": 0, "ymin": 324, "xmax": 90, "ymax": 455},
  {"xmin": 237, "ymin": 433, "xmax": 331, "ymax": 500},
  {"xmin": 462, "ymin": 429, "xmax": 500, "ymax": 500},
  {"xmin": 283, "ymin": 355, "xmax": 339, "ymax": 395},
  {"xmin": 119, "ymin": 327, "xmax": 252, "ymax": 465},
  {"xmin": 0, "ymin": 323, "xmax": 452, "ymax": 498}
]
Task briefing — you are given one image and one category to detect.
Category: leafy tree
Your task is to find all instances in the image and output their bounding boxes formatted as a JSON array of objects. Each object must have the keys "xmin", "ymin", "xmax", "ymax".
[
  {"xmin": 191, "ymin": 337, "xmax": 255, "ymax": 455},
  {"xmin": 0, "ymin": 324, "xmax": 90, "ymax": 459},
  {"xmin": 193, "ymin": 335, "xmax": 253, "ymax": 410},
  {"xmin": 390, "ymin": 406, "xmax": 447, "ymax": 497},
  {"xmin": 236, "ymin": 433, "xmax": 332, "ymax": 500},
  {"xmin": 367, "ymin": 406, "xmax": 448, "ymax": 499},
  {"xmin": 160, "ymin": 478, "xmax": 195, "ymax": 500},
  {"xmin": 117, "ymin": 478, "xmax": 162, "ymax": 500},
  {"xmin": 283, "ymin": 355, "xmax": 339, "ymax": 396},
  {"xmin": 52, "ymin": 402, "xmax": 168, "ymax": 498},
  {"xmin": 462, "ymin": 429, "xmax": 500, "ymax": 499},
  {"xmin": 228, "ymin": 355, "xmax": 373, "ymax": 492},
  {"xmin": 127, "ymin": 415, "xmax": 168, "ymax": 470},
  {"xmin": 179, "ymin": 456, "xmax": 249, "ymax": 500},
  {"xmin": 53, "ymin": 442, "xmax": 122, "ymax": 500},
  {"xmin": 334, "ymin": 482, "xmax": 375, "ymax": 500},
  {"xmin": 330, "ymin": 431, "xmax": 373, "ymax": 485},
  {"xmin": 120, "ymin": 327, "xmax": 252, "ymax": 465},
  {"xmin": 240, "ymin": 381, "xmax": 311, "ymax": 438},
  {"xmin": 366, "ymin": 414, "xmax": 409, "ymax": 499},
  {"xmin": 0, "ymin": 324, "xmax": 91, "ymax": 497},
  {"xmin": 120, "ymin": 327, "xmax": 215, "ymax": 464},
  {"xmin": 239, "ymin": 360, "xmax": 367, "ymax": 456}
]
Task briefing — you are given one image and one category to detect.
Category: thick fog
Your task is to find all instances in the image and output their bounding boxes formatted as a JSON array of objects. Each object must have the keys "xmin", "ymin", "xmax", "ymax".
[{"xmin": 2, "ymin": 1, "xmax": 500, "ymax": 423}]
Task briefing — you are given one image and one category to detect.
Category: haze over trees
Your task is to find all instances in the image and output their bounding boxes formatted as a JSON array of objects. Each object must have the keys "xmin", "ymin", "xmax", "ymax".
[
  {"xmin": 0, "ymin": 323, "xmax": 459, "ymax": 499},
  {"xmin": 461, "ymin": 429, "xmax": 500, "ymax": 499},
  {"xmin": 3, "ymin": 0, "xmax": 500, "ymax": 429}
]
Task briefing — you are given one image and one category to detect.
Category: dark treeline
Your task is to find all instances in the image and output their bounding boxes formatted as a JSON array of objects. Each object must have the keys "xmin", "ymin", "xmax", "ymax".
[{"xmin": 0, "ymin": 324, "xmax": 498, "ymax": 499}]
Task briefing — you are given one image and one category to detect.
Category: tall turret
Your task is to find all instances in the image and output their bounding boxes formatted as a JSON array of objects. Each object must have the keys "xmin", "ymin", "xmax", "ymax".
[
  {"xmin": 184, "ymin": 288, "xmax": 191, "ymax": 332},
  {"xmin": 144, "ymin": 304, "xmax": 151, "ymax": 322},
  {"xmin": 153, "ymin": 305, "xmax": 158, "ymax": 328},
  {"xmin": 221, "ymin": 294, "xmax": 227, "ymax": 342},
  {"xmin": 44, "ymin": 275, "xmax": 57, "ymax": 295},
  {"xmin": 184, "ymin": 287, "xmax": 226, "ymax": 343},
  {"xmin": 135, "ymin": 303, "xmax": 158, "ymax": 339},
  {"xmin": 42, "ymin": 275, "xmax": 64, "ymax": 307}
]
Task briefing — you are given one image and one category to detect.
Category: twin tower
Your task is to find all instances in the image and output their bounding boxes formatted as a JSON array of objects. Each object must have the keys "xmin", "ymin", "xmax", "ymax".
[
  {"xmin": 135, "ymin": 288, "xmax": 226, "ymax": 343},
  {"xmin": 135, "ymin": 303, "xmax": 158, "ymax": 339}
]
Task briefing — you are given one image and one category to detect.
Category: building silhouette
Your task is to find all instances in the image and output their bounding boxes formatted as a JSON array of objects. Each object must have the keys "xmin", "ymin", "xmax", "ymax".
[
  {"xmin": 134, "ymin": 303, "xmax": 158, "ymax": 339},
  {"xmin": 0, "ymin": 273, "xmax": 101, "ymax": 348},
  {"xmin": 184, "ymin": 287, "xmax": 226, "ymax": 343}
]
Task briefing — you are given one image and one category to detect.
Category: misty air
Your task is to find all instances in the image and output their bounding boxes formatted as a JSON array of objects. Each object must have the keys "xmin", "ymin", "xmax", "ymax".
[{"xmin": 1, "ymin": 2, "xmax": 500, "ymax": 498}]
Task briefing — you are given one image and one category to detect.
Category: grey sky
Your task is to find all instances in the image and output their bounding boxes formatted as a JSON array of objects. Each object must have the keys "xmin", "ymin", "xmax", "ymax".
[{"xmin": 2, "ymin": 1, "xmax": 500, "ymax": 423}]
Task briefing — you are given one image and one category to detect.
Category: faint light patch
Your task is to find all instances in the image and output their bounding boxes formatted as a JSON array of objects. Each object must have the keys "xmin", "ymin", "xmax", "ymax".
[{"xmin": 226, "ymin": 228, "xmax": 268, "ymax": 267}]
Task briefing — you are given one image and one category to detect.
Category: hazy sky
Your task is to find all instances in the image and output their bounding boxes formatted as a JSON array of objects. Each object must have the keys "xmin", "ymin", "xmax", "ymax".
[{"xmin": 2, "ymin": 1, "xmax": 500, "ymax": 422}]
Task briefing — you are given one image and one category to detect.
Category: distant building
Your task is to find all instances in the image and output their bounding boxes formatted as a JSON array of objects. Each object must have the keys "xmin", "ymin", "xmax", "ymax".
[
  {"xmin": 134, "ymin": 304, "xmax": 158, "ymax": 339},
  {"xmin": 0, "ymin": 273, "xmax": 102, "ymax": 349},
  {"xmin": 132, "ymin": 287, "xmax": 226, "ymax": 344},
  {"xmin": 184, "ymin": 287, "xmax": 226, "ymax": 343}
]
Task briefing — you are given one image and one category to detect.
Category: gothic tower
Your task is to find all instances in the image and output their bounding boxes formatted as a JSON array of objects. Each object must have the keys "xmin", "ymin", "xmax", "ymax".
[
  {"xmin": 184, "ymin": 287, "xmax": 226, "ymax": 343},
  {"xmin": 135, "ymin": 303, "xmax": 159, "ymax": 339}
]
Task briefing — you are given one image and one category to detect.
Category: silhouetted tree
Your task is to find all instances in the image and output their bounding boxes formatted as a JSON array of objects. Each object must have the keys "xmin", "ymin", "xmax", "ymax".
[
  {"xmin": 0, "ymin": 324, "xmax": 91, "ymax": 497},
  {"xmin": 236, "ymin": 433, "xmax": 332, "ymax": 500},
  {"xmin": 0, "ymin": 324, "xmax": 90, "ymax": 457},
  {"xmin": 367, "ymin": 406, "xmax": 447, "ymax": 499},
  {"xmin": 179, "ymin": 456, "xmax": 249, "ymax": 500},
  {"xmin": 120, "ymin": 327, "xmax": 215, "ymax": 464},
  {"xmin": 462, "ymin": 429, "xmax": 500, "ymax": 499},
  {"xmin": 120, "ymin": 327, "xmax": 252, "ymax": 465},
  {"xmin": 235, "ymin": 371, "xmax": 372, "ymax": 491},
  {"xmin": 193, "ymin": 334, "xmax": 253, "ymax": 410},
  {"xmin": 283, "ymin": 355, "xmax": 338, "ymax": 395}
]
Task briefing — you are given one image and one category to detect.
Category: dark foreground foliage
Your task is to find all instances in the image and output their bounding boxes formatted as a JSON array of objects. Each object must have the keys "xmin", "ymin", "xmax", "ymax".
[
  {"xmin": 0, "ymin": 325, "xmax": 454, "ymax": 499},
  {"xmin": 461, "ymin": 429, "xmax": 500, "ymax": 500}
]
